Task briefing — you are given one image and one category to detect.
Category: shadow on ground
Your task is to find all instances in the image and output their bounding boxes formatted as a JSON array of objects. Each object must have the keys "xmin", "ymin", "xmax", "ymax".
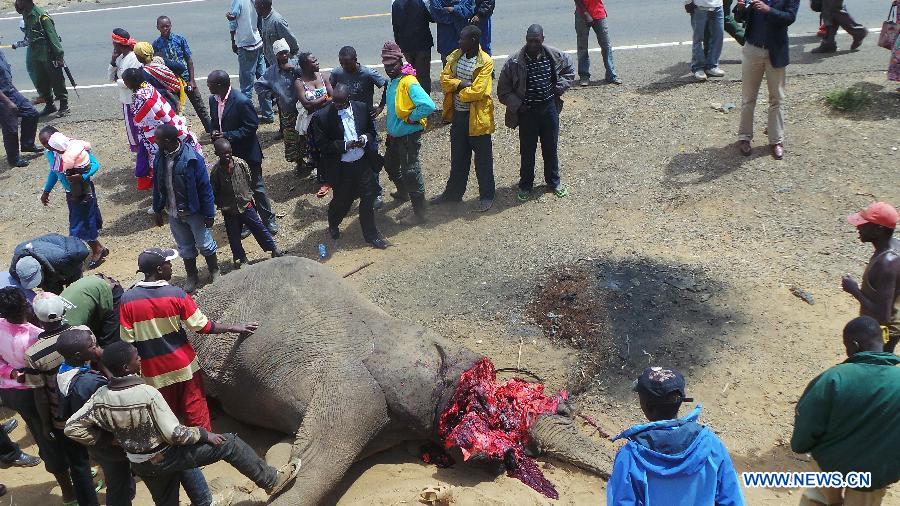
[
  {"xmin": 664, "ymin": 143, "xmax": 765, "ymax": 186},
  {"xmin": 527, "ymin": 258, "xmax": 745, "ymax": 397},
  {"xmin": 822, "ymin": 81, "xmax": 900, "ymax": 122}
]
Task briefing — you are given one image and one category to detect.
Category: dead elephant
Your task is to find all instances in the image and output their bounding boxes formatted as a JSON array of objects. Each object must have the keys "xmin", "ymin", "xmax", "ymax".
[{"xmin": 193, "ymin": 256, "xmax": 611, "ymax": 504}]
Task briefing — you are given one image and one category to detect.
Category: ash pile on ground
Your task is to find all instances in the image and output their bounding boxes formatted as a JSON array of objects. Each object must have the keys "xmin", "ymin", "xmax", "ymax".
[{"xmin": 527, "ymin": 258, "xmax": 738, "ymax": 395}]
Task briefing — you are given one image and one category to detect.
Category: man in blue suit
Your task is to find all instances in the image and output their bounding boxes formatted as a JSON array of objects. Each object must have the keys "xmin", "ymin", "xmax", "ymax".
[
  {"xmin": 734, "ymin": 0, "xmax": 799, "ymax": 161},
  {"xmin": 207, "ymin": 70, "xmax": 277, "ymax": 235}
]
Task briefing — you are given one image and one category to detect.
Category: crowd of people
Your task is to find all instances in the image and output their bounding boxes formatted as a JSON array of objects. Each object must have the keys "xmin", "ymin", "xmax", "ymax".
[{"xmin": 0, "ymin": 0, "xmax": 897, "ymax": 503}]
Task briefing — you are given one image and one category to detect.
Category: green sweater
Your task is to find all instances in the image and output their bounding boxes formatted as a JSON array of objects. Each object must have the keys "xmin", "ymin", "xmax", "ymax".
[{"xmin": 791, "ymin": 352, "xmax": 900, "ymax": 490}]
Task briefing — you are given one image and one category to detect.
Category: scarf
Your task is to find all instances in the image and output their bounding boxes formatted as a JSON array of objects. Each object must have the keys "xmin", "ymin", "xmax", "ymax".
[
  {"xmin": 400, "ymin": 63, "xmax": 417, "ymax": 76},
  {"xmin": 111, "ymin": 33, "xmax": 137, "ymax": 47},
  {"xmin": 48, "ymin": 133, "xmax": 91, "ymax": 173},
  {"xmin": 131, "ymin": 84, "xmax": 201, "ymax": 156}
]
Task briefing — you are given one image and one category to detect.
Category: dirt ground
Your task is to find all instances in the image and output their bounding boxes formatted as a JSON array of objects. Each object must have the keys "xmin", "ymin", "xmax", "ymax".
[{"xmin": 0, "ymin": 66, "xmax": 898, "ymax": 505}]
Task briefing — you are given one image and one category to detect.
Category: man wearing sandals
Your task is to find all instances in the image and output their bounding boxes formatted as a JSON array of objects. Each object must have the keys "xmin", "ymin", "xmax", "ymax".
[{"xmin": 498, "ymin": 24, "xmax": 575, "ymax": 202}]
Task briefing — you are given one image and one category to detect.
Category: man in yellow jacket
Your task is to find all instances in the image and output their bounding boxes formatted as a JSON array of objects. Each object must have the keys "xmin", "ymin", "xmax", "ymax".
[{"xmin": 432, "ymin": 25, "xmax": 495, "ymax": 212}]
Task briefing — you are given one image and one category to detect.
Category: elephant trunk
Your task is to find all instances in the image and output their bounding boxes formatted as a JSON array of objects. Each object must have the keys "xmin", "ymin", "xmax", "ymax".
[{"xmin": 529, "ymin": 413, "xmax": 614, "ymax": 480}]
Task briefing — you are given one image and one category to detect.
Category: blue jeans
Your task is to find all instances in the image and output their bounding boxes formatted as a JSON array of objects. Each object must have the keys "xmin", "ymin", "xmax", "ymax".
[
  {"xmin": 237, "ymin": 46, "xmax": 273, "ymax": 120},
  {"xmin": 575, "ymin": 15, "xmax": 618, "ymax": 82},
  {"xmin": 168, "ymin": 213, "xmax": 217, "ymax": 259},
  {"xmin": 691, "ymin": 7, "xmax": 724, "ymax": 72},
  {"xmin": 518, "ymin": 100, "xmax": 560, "ymax": 192}
]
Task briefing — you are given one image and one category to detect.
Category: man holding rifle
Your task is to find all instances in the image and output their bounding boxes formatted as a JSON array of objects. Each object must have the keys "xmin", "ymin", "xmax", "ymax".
[{"xmin": 14, "ymin": 0, "xmax": 69, "ymax": 118}]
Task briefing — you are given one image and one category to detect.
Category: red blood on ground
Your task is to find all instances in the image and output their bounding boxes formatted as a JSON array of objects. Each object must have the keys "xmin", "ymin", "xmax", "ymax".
[{"xmin": 436, "ymin": 357, "xmax": 568, "ymax": 499}]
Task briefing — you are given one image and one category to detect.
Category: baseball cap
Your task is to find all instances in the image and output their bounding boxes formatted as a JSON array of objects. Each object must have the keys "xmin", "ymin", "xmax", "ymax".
[
  {"xmin": 847, "ymin": 202, "xmax": 898, "ymax": 229},
  {"xmin": 15, "ymin": 256, "xmax": 42, "ymax": 290},
  {"xmin": 32, "ymin": 292, "xmax": 74, "ymax": 323},
  {"xmin": 137, "ymin": 248, "xmax": 179, "ymax": 274},
  {"xmin": 633, "ymin": 366, "xmax": 693, "ymax": 403}
]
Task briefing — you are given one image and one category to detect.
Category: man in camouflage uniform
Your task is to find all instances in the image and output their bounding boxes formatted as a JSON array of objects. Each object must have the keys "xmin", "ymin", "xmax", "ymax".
[{"xmin": 15, "ymin": 0, "xmax": 69, "ymax": 117}]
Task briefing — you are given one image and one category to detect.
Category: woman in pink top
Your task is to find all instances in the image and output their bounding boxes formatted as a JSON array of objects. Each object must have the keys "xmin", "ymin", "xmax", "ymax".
[{"xmin": 0, "ymin": 287, "xmax": 80, "ymax": 504}]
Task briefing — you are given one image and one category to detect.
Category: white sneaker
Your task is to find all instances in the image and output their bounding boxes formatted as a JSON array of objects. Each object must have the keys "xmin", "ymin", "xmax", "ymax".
[
  {"xmin": 693, "ymin": 70, "xmax": 708, "ymax": 81},
  {"xmin": 146, "ymin": 206, "xmax": 155, "ymax": 214},
  {"xmin": 705, "ymin": 67, "xmax": 725, "ymax": 77}
]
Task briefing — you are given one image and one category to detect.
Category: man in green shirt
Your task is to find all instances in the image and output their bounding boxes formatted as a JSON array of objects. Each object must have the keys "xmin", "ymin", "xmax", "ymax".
[
  {"xmin": 59, "ymin": 274, "xmax": 122, "ymax": 348},
  {"xmin": 15, "ymin": 0, "xmax": 69, "ymax": 117},
  {"xmin": 792, "ymin": 316, "xmax": 900, "ymax": 505}
]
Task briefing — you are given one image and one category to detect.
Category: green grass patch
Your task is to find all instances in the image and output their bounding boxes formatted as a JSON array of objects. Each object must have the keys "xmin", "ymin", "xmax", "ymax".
[{"xmin": 825, "ymin": 87, "xmax": 873, "ymax": 111}]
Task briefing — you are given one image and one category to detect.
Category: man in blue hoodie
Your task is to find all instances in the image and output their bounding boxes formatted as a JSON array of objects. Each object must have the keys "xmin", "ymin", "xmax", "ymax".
[{"xmin": 608, "ymin": 366, "xmax": 745, "ymax": 506}]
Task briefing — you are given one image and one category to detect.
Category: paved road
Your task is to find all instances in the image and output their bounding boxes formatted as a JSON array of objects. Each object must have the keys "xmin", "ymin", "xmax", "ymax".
[{"xmin": 0, "ymin": 0, "xmax": 889, "ymax": 113}]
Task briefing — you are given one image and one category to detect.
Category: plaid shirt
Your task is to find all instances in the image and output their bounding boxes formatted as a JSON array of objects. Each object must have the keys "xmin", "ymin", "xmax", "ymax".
[{"xmin": 152, "ymin": 34, "xmax": 192, "ymax": 81}]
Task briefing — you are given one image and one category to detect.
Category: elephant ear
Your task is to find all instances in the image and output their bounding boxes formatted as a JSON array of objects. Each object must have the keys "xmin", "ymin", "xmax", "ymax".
[{"xmin": 363, "ymin": 330, "xmax": 478, "ymax": 436}]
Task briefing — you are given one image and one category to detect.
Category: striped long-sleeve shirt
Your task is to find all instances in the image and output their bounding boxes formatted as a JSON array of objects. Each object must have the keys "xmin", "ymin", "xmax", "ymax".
[{"xmin": 118, "ymin": 281, "xmax": 211, "ymax": 389}]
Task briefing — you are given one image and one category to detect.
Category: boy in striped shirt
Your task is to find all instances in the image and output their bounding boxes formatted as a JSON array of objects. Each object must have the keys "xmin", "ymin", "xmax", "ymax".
[{"xmin": 118, "ymin": 248, "xmax": 258, "ymax": 430}]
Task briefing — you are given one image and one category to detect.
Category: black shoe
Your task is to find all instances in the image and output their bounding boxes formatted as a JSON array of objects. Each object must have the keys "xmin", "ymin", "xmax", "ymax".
[
  {"xmin": 260, "ymin": 116, "xmax": 275, "ymax": 124},
  {"xmin": 389, "ymin": 190, "xmax": 410, "ymax": 202},
  {"xmin": 1, "ymin": 419, "xmax": 16, "ymax": 434},
  {"xmin": 369, "ymin": 237, "xmax": 389, "ymax": 250},
  {"xmin": 39, "ymin": 103, "xmax": 57, "ymax": 117},
  {"xmin": 56, "ymin": 103, "xmax": 70, "ymax": 117},
  {"xmin": 19, "ymin": 144, "xmax": 44, "ymax": 154},
  {"xmin": 270, "ymin": 248, "xmax": 284, "ymax": 258},
  {"xmin": 811, "ymin": 44, "xmax": 837, "ymax": 53},
  {"xmin": 273, "ymin": 130, "xmax": 284, "ymax": 141},
  {"xmin": 430, "ymin": 193, "xmax": 460, "ymax": 205},
  {"xmin": 8, "ymin": 158, "xmax": 28, "ymax": 167},
  {"xmin": 0, "ymin": 451, "xmax": 41, "ymax": 468},
  {"xmin": 240, "ymin": 226, "xmax": 251, "ymax": 239},
  {"xmin": 328, "ymin": 227, "xmax": 341, "ymax": 240},
  {"xmin": 267, "ymin": 220, "xmax": 279, "ymax": 236}
]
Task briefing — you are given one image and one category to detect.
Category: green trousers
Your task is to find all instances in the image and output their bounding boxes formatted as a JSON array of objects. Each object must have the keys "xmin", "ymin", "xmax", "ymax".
[{"xmin": 31, "ymin": 58, "xmax": 68, "ymax": 103}]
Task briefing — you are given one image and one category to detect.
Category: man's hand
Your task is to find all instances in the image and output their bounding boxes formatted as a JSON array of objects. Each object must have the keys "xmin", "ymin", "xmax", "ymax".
[
  {"xmin": 841, "ymin": 275, "xmax": 860, "ymax": 294},
  {"xmin": 225, "ymin": 12, "xmax": 236, "ymax": 21},
  {"xmin": 206, "ymin": 432, "xmax": 226, "ymax": 446},
  {"xmin": 40, "ymin": 191, "xmax": 50, "ymax": 206},
  {"xmin": 582, "ymin": 12, "xmax": 593, "ymax": 23},
  {"xmin": 231, "ymin": 41, "xmax": 239, "ymax": 55},
  {"xmin": 444, "ymin": 6, "xmax": 455, "ymax": 12},
  {"xmin": 684, "ymin": 2, "xmax": 696, "ymax": 14},
  {"xmin": 471, "ymin": 14, "xmax": 480, "ymax": 24},
  {"xmin": 750, "ymin": 0, "xmax": 770, "ymax": 12},
  {"xmin": 204, "ymin": 217, "xmax": 215, "ymax": 228},
  {"xmin": 456, "ymin": 80, "xmax": 472, "ymax": 92},
  {"xmin": 211, "ymin": 130, "xmax": 223, "ymax": 140},
  {"xmin": 736, "ymin": 0, "xmax": 747, "ymax": 8},
  {"xmin": 237, "ymin": 322, "xmax": 260, "ymax": 337},
  {"xmin": 153, "ymin": 212, "xmax": 165, "ymax": 227}
]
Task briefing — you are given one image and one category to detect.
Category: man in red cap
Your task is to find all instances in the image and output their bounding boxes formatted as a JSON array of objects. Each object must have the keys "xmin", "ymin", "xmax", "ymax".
[{"xmin": 842, "ymin": 201, "xmax": 900, "ymax": 352}]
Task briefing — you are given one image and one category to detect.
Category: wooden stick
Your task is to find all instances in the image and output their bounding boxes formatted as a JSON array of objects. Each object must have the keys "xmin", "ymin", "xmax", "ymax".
[
  {"xmin": 516, "ymin": 337, "xmax": 524, "ymax": 369},
  {"xmin": 342, "ymin": 261, "xmax": 374, "ymax": 278}
]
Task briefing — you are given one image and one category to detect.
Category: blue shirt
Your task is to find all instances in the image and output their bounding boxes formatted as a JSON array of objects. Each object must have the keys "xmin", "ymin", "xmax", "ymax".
[
  {"xmin": 0, "ymin": 51, "xmax": 16, "ymax": 94},
  {"xmin": 43, "ymin": 152, "xmax": 100, "ymax": 193},
  {"xmin": 152, "ymin": 34, "xmax": 192, "ymax": 81},
  {"xmin": 385, "ymin": 76, "xmax": 435, "ymax": 137},
  {"xmin": 746, "ymin": 4, "xmax": 769, "ymax": 48}
]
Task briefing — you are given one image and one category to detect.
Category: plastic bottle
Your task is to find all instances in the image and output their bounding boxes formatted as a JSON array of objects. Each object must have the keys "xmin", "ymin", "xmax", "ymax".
[{"xmin": 317, "ymin": 243, "xmax": 327, "ymax": 260}]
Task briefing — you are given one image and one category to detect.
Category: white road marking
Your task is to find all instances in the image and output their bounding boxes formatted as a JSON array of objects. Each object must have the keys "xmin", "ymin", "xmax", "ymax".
[
  {"xmin": 0, "ymin": 0, "xmax": 208, "ymax": 21},
  {"xmin": 12, "ymin": 29, "xmax": 879, "ymax": 94}
]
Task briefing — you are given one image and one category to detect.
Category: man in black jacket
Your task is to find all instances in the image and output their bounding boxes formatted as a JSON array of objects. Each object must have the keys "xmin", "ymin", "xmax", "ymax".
[
  {"xmin": 10, "ymin": 234, "xmax": 89, "ymax": 294},
  {"xmin": 811, "ymin": 0, "xmax": 867, "ymax": 53},
  {"xmin": 310, "ymin": 83, "xmax": 388, "ymax": 249},
  {"xmin": 208, "ymin": 70, "xmax": 277, "ymax": 235},
  {"xmin": 472, "ymin": 0, "xmax": 495, "ymax": 55},
  {"xmin": 391, "ymin": 0, "xmax": 434, "ymax": 94}
]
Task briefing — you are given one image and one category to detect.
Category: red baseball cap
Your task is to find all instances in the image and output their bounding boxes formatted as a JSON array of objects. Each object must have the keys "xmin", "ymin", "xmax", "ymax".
[{"xmin": 847, "ymin": 202, "xmax": 898, "ymax": 229}]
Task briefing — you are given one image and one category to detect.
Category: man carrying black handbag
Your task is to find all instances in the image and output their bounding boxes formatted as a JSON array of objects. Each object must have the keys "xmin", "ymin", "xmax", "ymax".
[{"xmin": 310, "ymin": 83, "xmax": 389, "ymax": 249}]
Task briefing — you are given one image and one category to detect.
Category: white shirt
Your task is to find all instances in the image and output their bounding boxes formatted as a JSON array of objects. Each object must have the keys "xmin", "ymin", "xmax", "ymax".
[
  {"xmin": 109, "ymin": 52, "xmax": 142, "ymax": 105},
  {"xmin": 684, "ymin": 0, "xmax": 723, "ymax": 8},
  {"xmin": 338, "ymin": 106, "xmax": 367, "ymax": 163}
]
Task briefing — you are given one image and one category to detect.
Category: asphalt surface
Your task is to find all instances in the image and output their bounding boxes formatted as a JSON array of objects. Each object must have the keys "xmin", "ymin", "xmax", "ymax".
[{"xmin": 0, "ymin": 0, "xmax": 890, "ymax": 117}]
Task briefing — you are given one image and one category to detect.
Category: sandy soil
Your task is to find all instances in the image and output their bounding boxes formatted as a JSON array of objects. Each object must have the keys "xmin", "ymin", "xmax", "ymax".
[{"xmin": 0, "ymin": 68, "xmax": 898, "ymax": 505}]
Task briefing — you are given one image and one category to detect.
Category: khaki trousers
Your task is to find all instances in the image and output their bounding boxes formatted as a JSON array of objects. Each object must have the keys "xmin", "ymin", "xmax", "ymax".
[
  {"xmin": 799, "ymin": 486, "xmax": 887, "ymax": 506},
  {"xmin": 738, "ymin": 43, "xmax": 786, "ymax": 145}
]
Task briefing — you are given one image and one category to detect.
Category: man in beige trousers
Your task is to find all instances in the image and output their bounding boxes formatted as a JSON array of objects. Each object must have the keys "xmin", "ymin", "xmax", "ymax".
[{"xmin": 733, "ymin": 0, "xmax": 799, "ymax": 160}]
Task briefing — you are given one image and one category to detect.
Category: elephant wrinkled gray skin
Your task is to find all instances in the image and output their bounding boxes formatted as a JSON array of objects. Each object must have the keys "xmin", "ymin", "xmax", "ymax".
[{"xmin": 192, "ymin": 256, "xmax": 612, "ymax": 504}]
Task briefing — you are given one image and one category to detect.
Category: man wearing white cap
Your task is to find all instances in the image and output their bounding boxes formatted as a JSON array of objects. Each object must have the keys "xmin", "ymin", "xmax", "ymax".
[
  {"xmin": 9, "ymin": 233, "xmax": 90, "ymax": 294},
  {"xmin": 842, "ymin": 201, "xmax": 900, "ymax": 352}
]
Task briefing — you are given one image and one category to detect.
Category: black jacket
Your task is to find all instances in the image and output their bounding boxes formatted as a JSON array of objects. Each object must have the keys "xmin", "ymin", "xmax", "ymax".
[
  {"xmin": 476, "ymin": 0, "xmax": 495, "ymax": 17},
  {"xmin": 209, "ymin": 88, "xmax": 263, "ymax": 165},
  {"xmin": 734, "ymin": 0, "xmax": 800, "ymax": 69},
  {"xmin": 310, "ymin": 101, "xmax": 380, "ymax": 182},
  {"xmin": 391, "ymin": 0, "xmax": 434, "ymax": 52},
  {"xmin": 10, "ymin": 234, "xmax": 89, "ymax": 292}
]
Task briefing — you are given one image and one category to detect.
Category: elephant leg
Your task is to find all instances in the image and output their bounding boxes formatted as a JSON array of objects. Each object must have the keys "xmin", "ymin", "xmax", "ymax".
[
  {"xmin": 268, "ymin": 369, "xmax": 390, "ymax": 506},
  {"xmin": 528, "ymin": 414, "xmax": 614, "ymax": 480}
]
